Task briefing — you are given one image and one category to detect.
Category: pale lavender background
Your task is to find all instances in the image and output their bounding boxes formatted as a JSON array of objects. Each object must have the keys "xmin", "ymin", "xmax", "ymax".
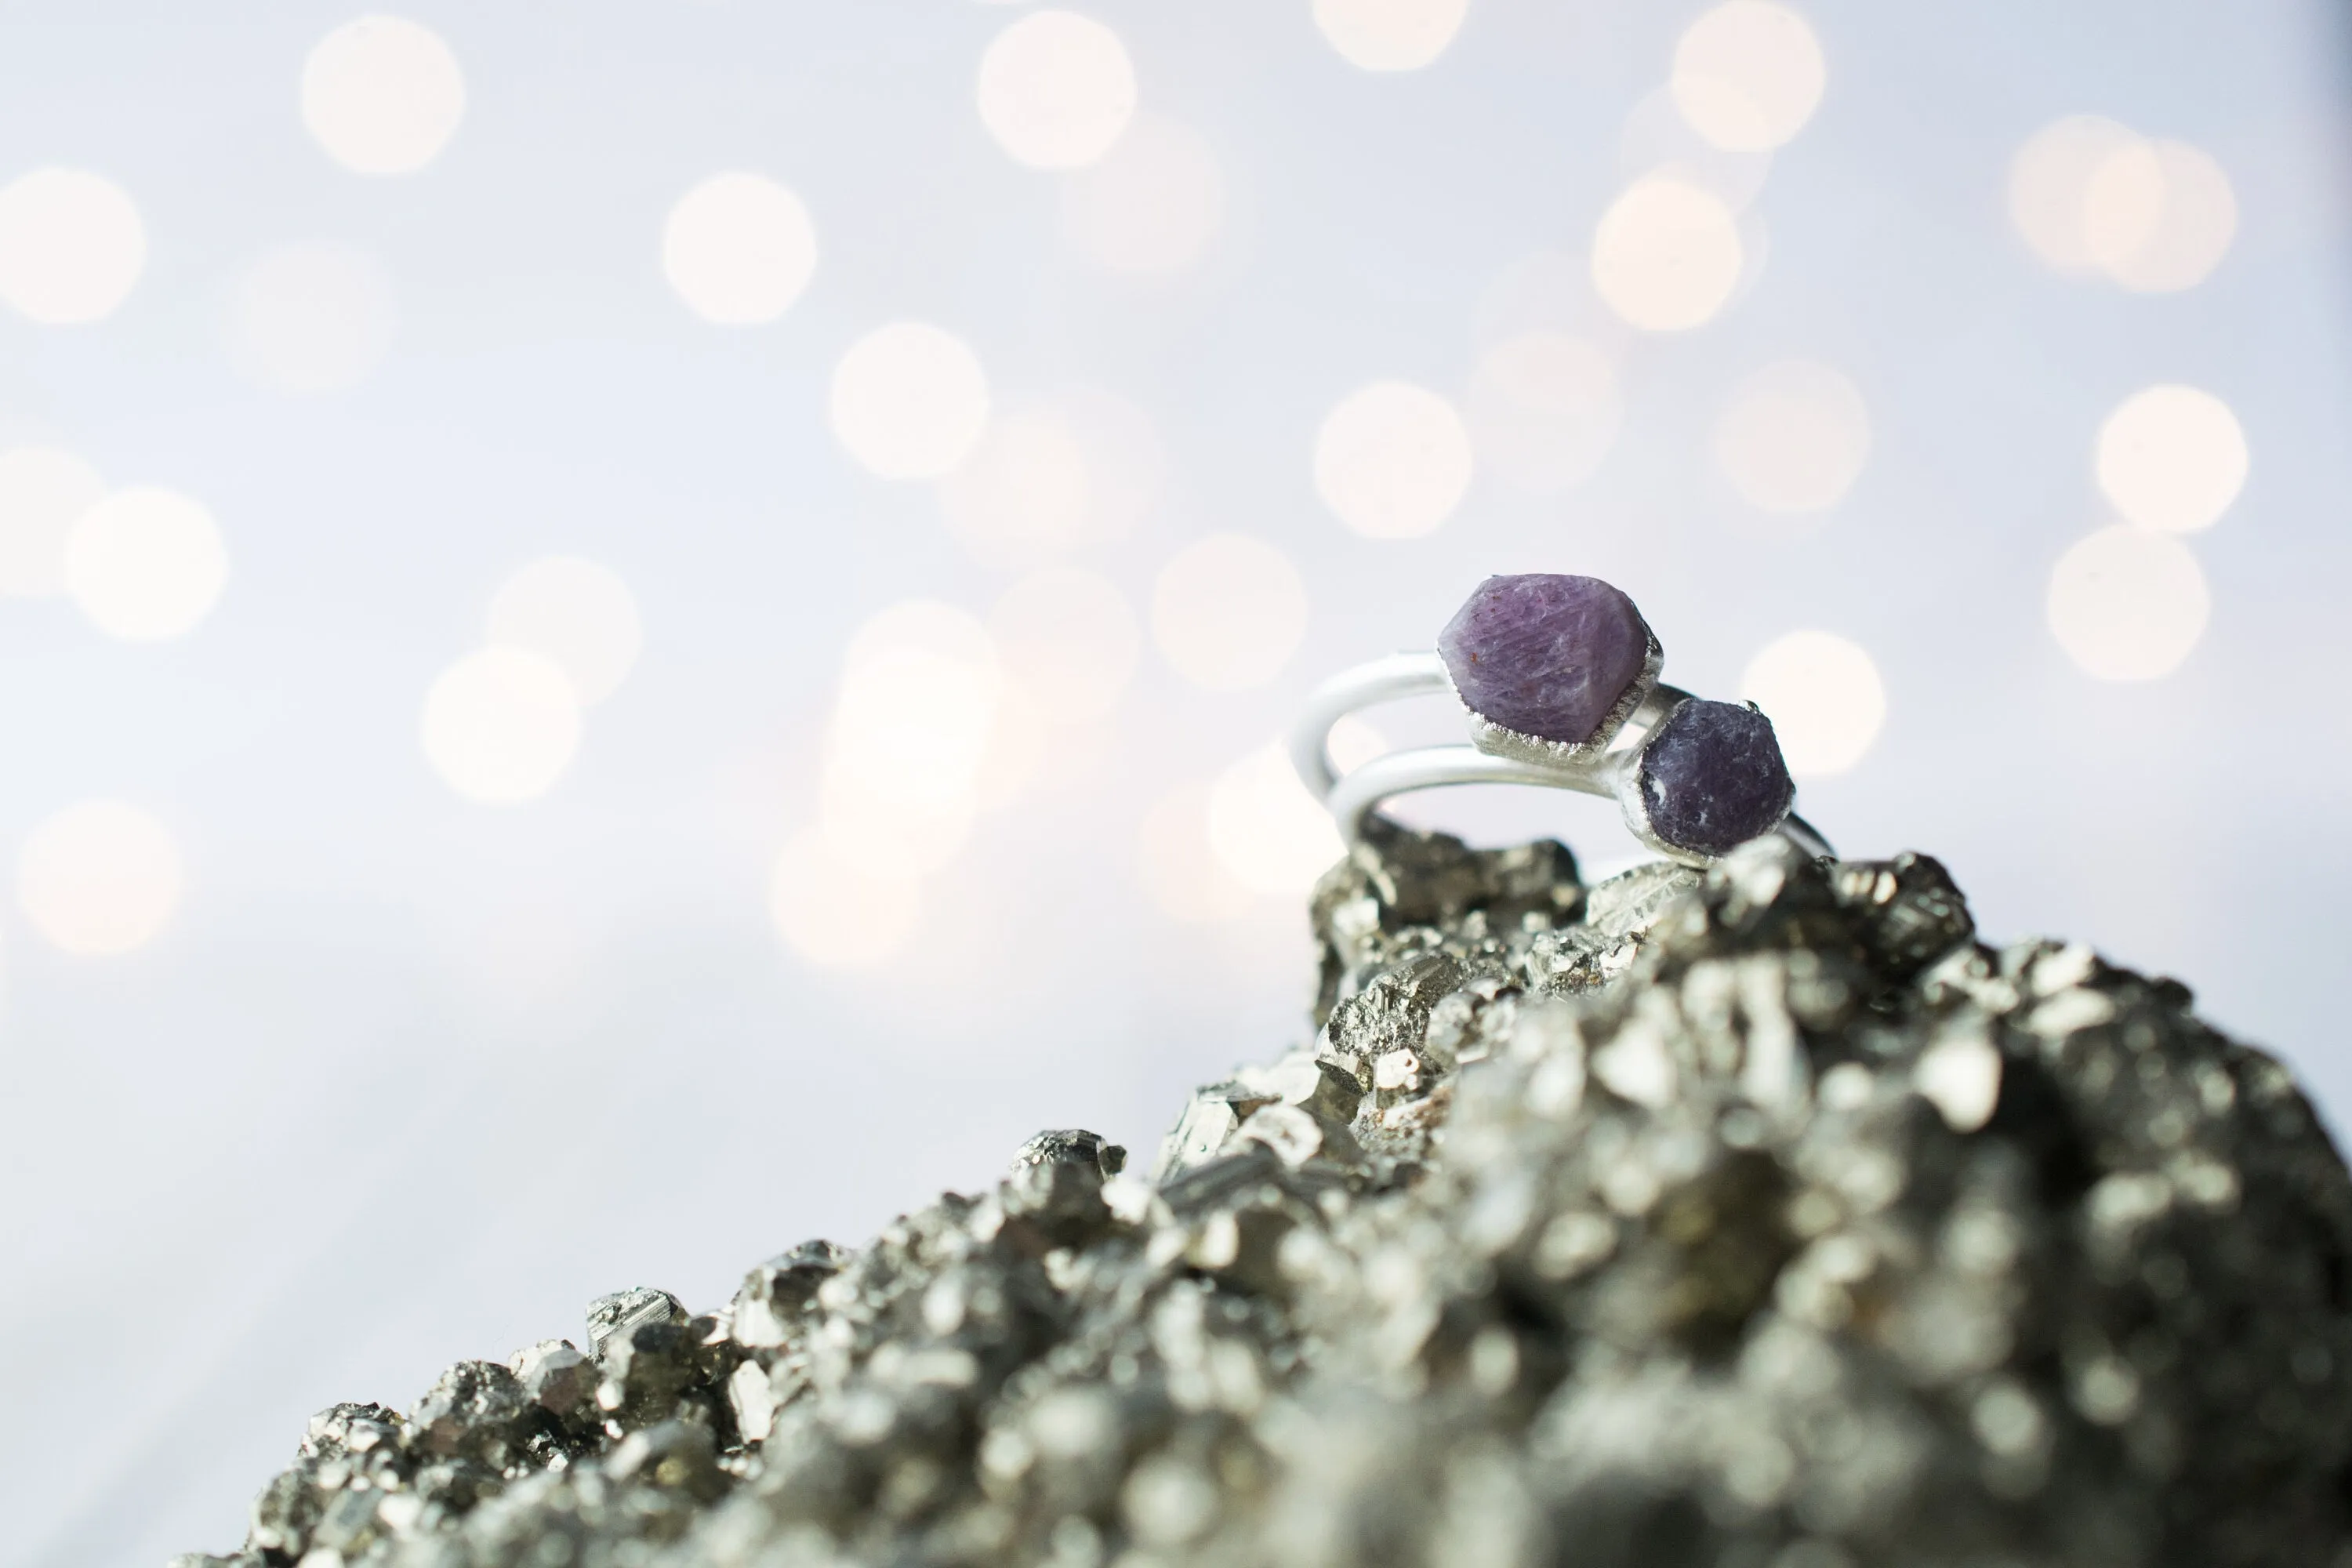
[{"xmin": 4, "ymin": 2, "xmax": 2350, "ymax": 1563}]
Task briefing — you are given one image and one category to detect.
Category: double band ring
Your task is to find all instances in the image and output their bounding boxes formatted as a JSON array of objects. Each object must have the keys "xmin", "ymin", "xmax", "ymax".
[{"xmin": 1291, "ymin": 574, "xmax": 1832, "ymax": 867}]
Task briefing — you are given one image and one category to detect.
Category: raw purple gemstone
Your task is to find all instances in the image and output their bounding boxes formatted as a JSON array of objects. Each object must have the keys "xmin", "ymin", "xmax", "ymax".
[
  {"xmin": 1638, "ymin": 699, "xmax": 1796, "ymax": 857},
  {"xmin": 1436, "ymin": 574, "xmax": 1652, "ymax": 745}
]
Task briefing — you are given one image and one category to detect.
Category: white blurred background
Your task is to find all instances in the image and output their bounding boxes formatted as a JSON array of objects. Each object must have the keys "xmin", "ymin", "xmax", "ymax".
[{"xmin": 3, "ymin": 2, "xmax": 2347, "ymax": 1560}]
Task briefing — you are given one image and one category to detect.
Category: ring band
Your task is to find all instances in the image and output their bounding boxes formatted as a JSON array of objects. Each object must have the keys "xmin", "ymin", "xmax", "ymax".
[{"xmin": 1290, "ymin": 575, "xmax": 1834, "ymax": 867}]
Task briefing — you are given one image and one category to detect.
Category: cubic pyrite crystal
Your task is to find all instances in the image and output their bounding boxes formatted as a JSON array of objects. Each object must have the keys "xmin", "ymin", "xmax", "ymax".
[
  {"xmin": 1635, "ymin": 697, "xmax": 1797, "ymax": 857},
  {"xmin": 176, "ymin": 829, "xmax": 2352, "ymax": 1568},
  {"xmin": 1437, "ymin": 572, "xmax": 1654, "ymax": 746}
]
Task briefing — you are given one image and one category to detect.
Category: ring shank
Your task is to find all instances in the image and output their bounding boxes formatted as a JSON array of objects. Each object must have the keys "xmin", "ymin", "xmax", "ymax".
[{"xmin": 1290, "ymin": 655, "xmax": 1834, "ymax": 864}]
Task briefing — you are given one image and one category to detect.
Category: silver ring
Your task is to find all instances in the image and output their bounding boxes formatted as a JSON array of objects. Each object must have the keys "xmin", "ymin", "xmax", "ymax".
[{"xmin": 1290, "ymin": 575, "xmax": 1833, "ymax": 868}]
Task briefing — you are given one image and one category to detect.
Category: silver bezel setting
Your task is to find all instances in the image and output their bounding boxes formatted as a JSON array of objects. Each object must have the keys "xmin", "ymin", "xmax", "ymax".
[{"xmin": 1455, "ymin": 625, "xmax": 1664, "ymax": 771}]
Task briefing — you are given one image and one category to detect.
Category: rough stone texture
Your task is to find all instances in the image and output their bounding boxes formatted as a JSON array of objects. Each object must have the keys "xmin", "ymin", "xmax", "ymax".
[
  {"xmin": 1437, "ymin": 573, "xmax": 1652, "ymax": 745},
  {"xmin": 1640, "ymin": 699, "xmax": 1797, "ymax": 857},
  {"xmin": 176, "ymin": 827, "xmax": 2352, "ymax": 1568}
]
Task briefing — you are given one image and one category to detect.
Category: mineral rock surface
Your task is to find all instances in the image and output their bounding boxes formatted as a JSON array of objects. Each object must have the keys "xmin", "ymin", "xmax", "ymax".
[{"xmin": 177, "ymin": 828, "xmax": 2352, "ymax": 1568}]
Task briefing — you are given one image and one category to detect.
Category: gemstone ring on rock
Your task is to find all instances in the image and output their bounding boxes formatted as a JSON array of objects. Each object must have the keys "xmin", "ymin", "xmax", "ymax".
[{"xmin": 1290, "ymin": 572, "xmax": 1833, "ymax": 866}]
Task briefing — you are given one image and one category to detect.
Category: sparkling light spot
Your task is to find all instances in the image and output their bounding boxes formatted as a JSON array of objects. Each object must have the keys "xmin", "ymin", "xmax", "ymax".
[
  {"xmin": 1136, "ymin": 784, "xmax": 1251, "ymax": 923},
  {"xmin": 1151, "ymin": 533, "xmax": 1308, "ymax": 690},
  {"xmin": 1671, "ymin": 2, "xmax": 1826, "ymax": 152},
  {"xmin": 1208, "ymin": 743, "xmax": 1346, "ymax": 897},
  {"xmin": 770, "ymin": 829, "xmax": 924, "ymax": 967},
  {"xmin": 224, "ymin": 241, "xmax": 397, "ymax": 394},
  {"xmin": 1314, "ymin": 380, "xmax": 1475, "ymax": 539},
  {"xmin": 1312, "ymin": 0, "xmax": 1472, "ymax": 71},
  {"xmin": 2095, "ymin": 385, "xmax": 2246, "ymax": 535},
  {"xmin": 65, "ymin": 487, "xmax": 228, "ymax": 641},
  {"xmin": 419, "ymin": 647, "xmax": 583, "ymax": 803},
  {"xmin": 1712, "ymin": 360, "xmax": 1871, "ymax": 514},
  {"xmin": 829, "ymin": 322, "xmax": 992, "ymax": 481},
  {"xmin": 975, "ymin": 10, "xmax": 1138, "ymax": 170},
  {"xmin": 819, "ymin": 601, "xmax": 1000, "ymax": 876},
  {"xmin": 1465, "ymin": 333, "xmax": 1621, "ymax": 495},
  {"xmin": 2046, "ymin": 524, "xmax": 2209, "ymax": 681},
  {"xmin": 989, "ymin": 568, "xmax": 1141, "ymax": 722},
  {"xmin": 938, "ymin": 408, "xmax": 1091, "ymax": 560},
  {"xmin": 1061, "ymin": 114, "xmax": 1225, "ymax": 276},
  {"xmin": 662, "ymin": 172, "xmax": 818, "ymax": 325},
  {"xmin": 2082, "ymin": 138, "xmax": 2235, "ymax": 293},
  {"xmin": 486, "ymin": 557, "xmax": 643, "ymax": 706},
  {"xmin": 19, "ymin": 800, "xmax": 182, "ymax": 956},
  {"xmin": 1591, "ymin": 176, "xmax": 1743, "ymax": 332},
  {"xmin": 1740, "ymin": 630, "xmax": 1886, "ymax": 778},
  {"xmin": 0, "ymin": 169, "xmax": 145, "ymax": 325},
  {"xmin": 302, "ymin": 16, "xmax": 466, "ymax": 176},
  {"xmin": 0, "ymin": 447, "xmax": 103, "ymax": 596}
]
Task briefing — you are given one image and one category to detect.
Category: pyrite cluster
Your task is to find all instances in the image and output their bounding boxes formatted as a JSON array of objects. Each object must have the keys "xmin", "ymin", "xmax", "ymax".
[{"xmin": 178, "ymin": 827, "xmax": 2352, "ymax": 1567}]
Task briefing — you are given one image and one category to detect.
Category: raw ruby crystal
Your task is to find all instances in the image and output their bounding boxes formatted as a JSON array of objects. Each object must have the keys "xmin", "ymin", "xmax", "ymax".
[
  {"xmin": 1436, "ymin": 574, "xmax": 1651, "ymax": 745},
  {"xmin": 1637, "ymin": 699, "xmax": 1795, "ymax": 856}
]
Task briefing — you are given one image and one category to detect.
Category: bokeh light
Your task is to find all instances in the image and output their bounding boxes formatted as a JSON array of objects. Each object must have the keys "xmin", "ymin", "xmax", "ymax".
[
  {"xmin": 1137, "ymin": 783, "xmax": 1253, "ymax": 923},
  {"xmin": 1473, "ymin": 250, "xmax": 1591, "ymax": 345},
  {"xmin": 971, "ymin": 686, "xmax": 1049, "ymax": 811},
  {"xmin": 65, "ymin": 487, "xmax": 230, "ymax": 641},
  {"xmin": 19, "ymin": 800, "xmax": 183, "ymax": 957},
  {"xmin": 818, "ymin": 601, "xmax": 1001, "ymax": 877},
  {"xmin": 662, "ymin": 172, "xmax": 818, "ymax": 325},
  {"xmin": 1591, "ymin": 175, "xmax": 1744, "ymax": 332},
  {"xmin": 0, "ymin": 169, "xmax": 146, "ymax": 325},
  {"xmin": 1712, "ymin": 359, "xmax": 1871, "ymax": 514},
  {"xmin": 1312, "ymin": 0, "xmax": 1472, "ymax": 72},
  {"xmin": 1207, "ymin": 743, "xmax": 1347, "ymax": 897},
  {"xmin": 0, "ymin": 446, "xmax": 104, "ymax": 596},
  {"xmin": 486, "ymin": 557, "xmax": 644, "ymax": 706},
  {"xmin": 938, "ymin": 408, "xmax": 1092, "ymax": 560},
  {"xmin": 2008, "ymin": 116, "xmax": 2137, "ymax": 277},
  {"xmin": 829, "ymin": 322, "xmax": 993, "ymax": 481},
  {"xmin": 2009, "ymin": 117, "xmax": 2235, "ymax": 291},
  {"xmin": 1313, "ymin": 380, "xmax": 1475, "ymax": 538},
  {"xmin": 770, "ymin": 829, "xmax": 924, "ymax": 967},
  {"xmin": 1670, "ymin": 2, "xmax": 1827, "ymax": 153},
  {"xmin": 1061, "ymin": 114, "xmax": 1225, "ymax": 277},
  {"xmin": 1740, "ymin": 630, "xmax": 1888, "ymax": 778},
  {"xmin": 2046, "ymin": 524, "xmax": 2210, "ymax": 681},
  {"xmin": 1465, "ymin": 333, "xmax": 1621, "ymax": 495},
  {"xmin": 301, "ymin": 15, "xmax": 466, "ymax": 176},
  {"xmin": 1152, "ymin": 533, "xmax": 1308, "ymax": 690},
  {"xmin": 989, "ymin": 568, "xmax": 1141, "ymax": 723},
  {"xmin": 2095, "ymin": 384, "xmax": 2247, "ymax": 535},
  {"xmin": 1619, "ymin": 88, "xmax": 1773, "ymax": 216},
  {"xmin": 2082, "ymin": 137, "xmax": 2235, "ymax": 293},
  {"xmin": 1058, "ymin": 388, "xmax": 1166, "ymax": 541},
  {"xmin": 419, "ymin": 647, "xmax": 583, "ymax": 803},
  {"xmin": 975, "ymin": 10, "xmax": 1138, "ymax": 170},
  {"xmin": 223, "ymin": 241, "xmax": 397, "ymax": 394}
]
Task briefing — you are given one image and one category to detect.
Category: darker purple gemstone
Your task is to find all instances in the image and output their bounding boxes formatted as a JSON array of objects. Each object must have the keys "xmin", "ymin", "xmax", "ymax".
[
  {"xmin": 1638, "ymin": 699, "xmax": 1795, "ymax": 857},
  {"xmin": 1436, "ymin": 574, "xmax": 1651, "ymax": 745}
]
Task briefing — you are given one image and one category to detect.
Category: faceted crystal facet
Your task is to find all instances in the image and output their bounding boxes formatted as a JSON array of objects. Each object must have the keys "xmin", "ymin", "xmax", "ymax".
[
  {"xmin": 1436, "ymin": 574, "xmax": 1652, "ymax": 746},
  {"xmin": 1638, "ymin": 699, "xmax": 1795, "ymax": 856}
]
